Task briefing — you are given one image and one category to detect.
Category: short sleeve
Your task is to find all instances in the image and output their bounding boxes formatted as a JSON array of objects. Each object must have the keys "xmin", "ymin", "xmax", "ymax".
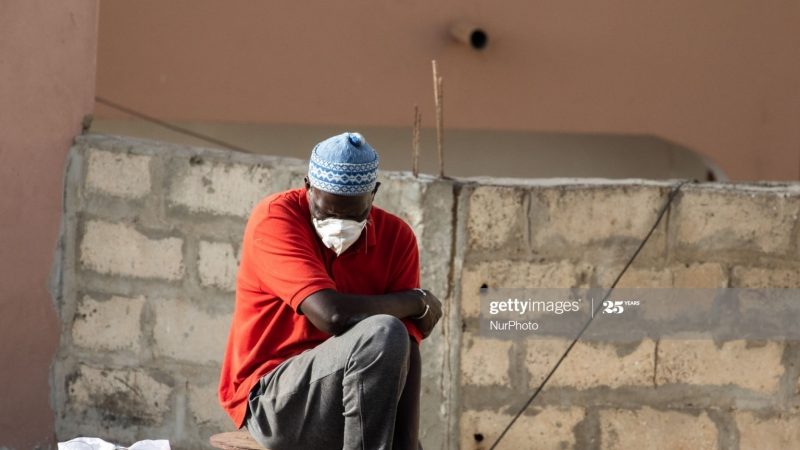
[
  {"xmin": 249, "ymin": 201, "xmax": 336, "ymax": 311},
  {"xmin": 387, "ymin": 222, "xmax": 424, "ymax": 344}
]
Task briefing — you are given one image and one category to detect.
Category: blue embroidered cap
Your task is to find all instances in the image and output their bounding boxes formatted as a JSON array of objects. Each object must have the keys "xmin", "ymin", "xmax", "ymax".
[{"xmin": 308, "ymin": 132, "xmax": 379, "ymax": 196}]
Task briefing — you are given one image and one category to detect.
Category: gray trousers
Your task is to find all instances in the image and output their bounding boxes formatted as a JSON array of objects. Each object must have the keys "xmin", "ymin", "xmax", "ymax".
[{"xmin": 245, "ymin": 314, "xmax": 412, "ymax": 450}]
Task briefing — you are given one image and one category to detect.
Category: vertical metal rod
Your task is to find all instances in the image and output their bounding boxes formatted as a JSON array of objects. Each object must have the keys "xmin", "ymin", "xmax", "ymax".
[
  {"xmin": 432, "ymin": 60, "xmax": 444, "ymax": 178},
  {"xmin": 412, "ymin": 105, "xmax": 421, "ymax": 177}
]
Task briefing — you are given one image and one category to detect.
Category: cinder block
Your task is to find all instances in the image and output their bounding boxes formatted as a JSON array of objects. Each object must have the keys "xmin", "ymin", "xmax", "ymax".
[
  {"xmin": 597, "ymin": 263, "xmax": 727, "ymax": 288},
  {"xmin": 672, "ymin": 263, "xmax": 727, "ymax": 288},
  {"xmin": 522, "ymin": 339, "xmax": 569, "ymax": 388},
  {"xmin": 656, "ymin": 338, "xmax": 784, "ymax": 393},
  {"xmin": 596, "ymin": 264, "xmax": 722, "ymax": 322},
  {"xmin": 460, "ymin": 260, "xmax": 591, "ymax": 318},
  {"xmin": 85, "ymin": 149, "xmax": 151, "ymax": 199},
  {"xmin": 526, "ymin": 339, "xmax": 655, "ymax": 389},
  {"xmin": 609, "ymin": 267, "xmax": 672, "ymax": 288},
  {"xmin": 460, "ymin": 332, "xmax": 512, "ymax": 387},
  {"xmin": 467, "ymin": 186, "xmax": 525, "ymax": 250},
  {"xmin": 188, "ymin": 382, "xmax": 236, "ymax": 430},
  {"xmin": 460, "ymin": 407, "xmax": 584, "ymax": 450},
  {"xmin": 167, "ymin": 161, "xmax": 292, "ymax": 217},
  {"xmin": 736, "ymin": 412, "xmax": 800, "ymax": 450},
  {"xmin": 731, "ymin": 266, "xmax": 800, "ymax": 288},
  {"xmin": 80, "ymin": 220, "xmax": 184, "ymax": 280},
  {"xmin": 530, "ymin": 186, "xmax": 665, "ymax": 252},
  {"xmin": 599, "ymin": 407, "xmax": 717, "ymax": 450},
  {"xmin": 373, "ymin": 174, "xmax": 425, "ymax": 231},
  {"xmin": 198, "ymin": 241, "xmax": 238, "ymax": 291},
  {"xmin": 67, "ymin": 365, "xmax": 171, "ymax": 424},
  {"xmin": 673, "ymin": 187, "xmax": 800, "ymax": 255},
  {"xmin": 153, "ymin": 298, "xmax": 229, "ymax": 364},
  {"xmin": 72, "ymin": 294, "xmax": 145, "ymax": 352}
]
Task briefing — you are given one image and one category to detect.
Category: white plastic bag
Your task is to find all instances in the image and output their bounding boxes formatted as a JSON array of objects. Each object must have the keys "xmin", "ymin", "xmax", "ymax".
[{"xmin": 58, "ymin": 437, "xmax": 170, "ymax": 450}]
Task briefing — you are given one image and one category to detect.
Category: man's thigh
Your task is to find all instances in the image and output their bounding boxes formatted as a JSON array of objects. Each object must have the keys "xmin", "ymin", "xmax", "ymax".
[
  {"xmin": 245, "ymin": 315, "xmax": 406, "ymax": 449},
  {"xmin": 246, "ymin": 338, "xmax": 350, "ymax": 448}
]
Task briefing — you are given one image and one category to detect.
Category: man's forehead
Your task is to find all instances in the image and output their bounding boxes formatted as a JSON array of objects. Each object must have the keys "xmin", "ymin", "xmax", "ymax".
[{"xmin": 311, "ymin": 188, "xmax": 371, "ymax": 208}]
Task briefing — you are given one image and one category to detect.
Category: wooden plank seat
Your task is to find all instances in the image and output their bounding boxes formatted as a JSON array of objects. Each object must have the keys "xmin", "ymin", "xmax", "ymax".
[{"xmin": 209, "ymin": 430, "xmax": 268, "ymax": 450}]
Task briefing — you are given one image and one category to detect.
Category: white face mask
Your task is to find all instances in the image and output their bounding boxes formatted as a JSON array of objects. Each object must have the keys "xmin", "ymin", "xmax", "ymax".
[{"xmin": 312, "ymin": 217, "xmax": 368, "ymax": 256}]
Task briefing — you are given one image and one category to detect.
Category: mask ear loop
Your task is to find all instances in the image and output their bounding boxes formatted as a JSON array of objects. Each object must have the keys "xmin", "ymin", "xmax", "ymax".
[
  {"xmin": 358, "ymin": 200, "xmax": 372, "ymax": 255},
  {"xmin": 362, "ymin": 215, "xmax": 373, "ymax": 255}
]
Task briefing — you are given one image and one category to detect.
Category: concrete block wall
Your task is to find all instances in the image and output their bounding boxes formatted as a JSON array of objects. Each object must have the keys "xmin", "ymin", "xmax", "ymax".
[
  {"xmin": 456, "ymin": 181, "xmax": 800, "ymax": 450},
  {"xmin": 52, "ymin": 135, "xmax": 800, "ymax": 449},
  {"xmin": 54, "ymin": 136, "xmax": 297, "ymax": 448},
  {"xmin": 52, "ymin": 135, "xmax": 454, "ymax": 449}
]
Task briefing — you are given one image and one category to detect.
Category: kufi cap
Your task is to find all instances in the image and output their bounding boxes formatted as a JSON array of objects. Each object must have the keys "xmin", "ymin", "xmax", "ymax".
[{"xmin": 308, "ymin": 132, "xmax": 379, "ymax": 196}]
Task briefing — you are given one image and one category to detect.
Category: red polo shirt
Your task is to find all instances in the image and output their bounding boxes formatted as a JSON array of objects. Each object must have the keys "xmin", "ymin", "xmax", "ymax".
[{"xmin": 218, "ymin": 186, "xmax": 424, "ymax": 428}]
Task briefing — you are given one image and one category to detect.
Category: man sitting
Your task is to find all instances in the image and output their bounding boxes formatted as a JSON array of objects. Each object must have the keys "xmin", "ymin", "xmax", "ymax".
[{"xmin": 218, "ymin": 132, "xmax": 443, "ymax": 450}]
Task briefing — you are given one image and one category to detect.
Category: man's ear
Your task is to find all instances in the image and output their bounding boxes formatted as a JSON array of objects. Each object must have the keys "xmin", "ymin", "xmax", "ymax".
[
  {"xmin": 304, "ymin": 176, "xmax": 312, "ymax": 190},
  {"xmin": 372, "ymin": 181, "xmax": 381, "ymax": 197}
]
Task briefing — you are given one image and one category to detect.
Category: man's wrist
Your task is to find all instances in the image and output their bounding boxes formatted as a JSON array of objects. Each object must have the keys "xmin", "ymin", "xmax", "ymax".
[
  {"xmin": 411, "ymin": 288, "xmax": 427, "ymax": 319},
  {"xmin": 412, "ymin": 303, "xmax": 430, "ymax": 320}
]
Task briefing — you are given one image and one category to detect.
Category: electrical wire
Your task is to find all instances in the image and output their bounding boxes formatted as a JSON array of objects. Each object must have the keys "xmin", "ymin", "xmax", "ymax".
[{"xmin": 94, "ymin": 96, "xmax": 255, "ymax": 154}]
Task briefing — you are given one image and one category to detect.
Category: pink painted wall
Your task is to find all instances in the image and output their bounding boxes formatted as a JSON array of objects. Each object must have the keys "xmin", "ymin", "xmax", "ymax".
[
  {"xmin": 0, "ymin": 1, "xmax": 98, "ymax": 448},
  {"xmin": 94, "ymin": 0, "xmax": 800, "ymax": 181}
]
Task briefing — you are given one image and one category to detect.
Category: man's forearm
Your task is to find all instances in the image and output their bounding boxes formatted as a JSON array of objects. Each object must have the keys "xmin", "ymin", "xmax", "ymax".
[
  {"xmin": 299, "ymin": 288, "xmax": 424, "ymax": 335},
  {"xmin": 332, "ymin": 290, "xmax": 423, "ymax": 329}
]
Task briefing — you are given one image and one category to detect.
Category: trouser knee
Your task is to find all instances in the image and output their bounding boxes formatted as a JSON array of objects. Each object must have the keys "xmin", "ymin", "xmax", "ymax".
[{"xmin": 351, "ymin": 314, "xmax": 410, "ymax": 370}]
